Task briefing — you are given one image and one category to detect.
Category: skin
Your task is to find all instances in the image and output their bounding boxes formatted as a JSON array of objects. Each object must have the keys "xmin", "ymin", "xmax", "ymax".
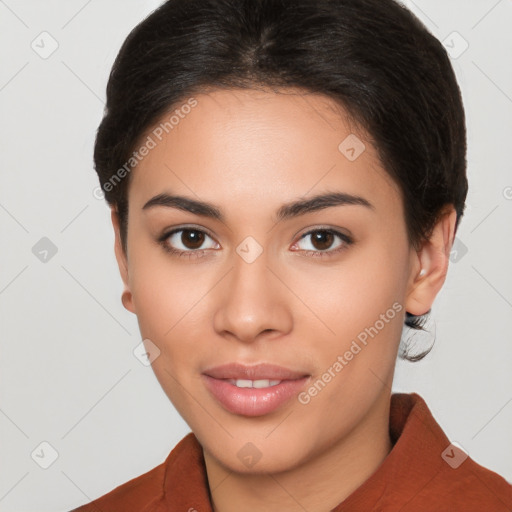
[{"xmin": 111, "ymin": 87, "xmax": 456, "ymax": 512}]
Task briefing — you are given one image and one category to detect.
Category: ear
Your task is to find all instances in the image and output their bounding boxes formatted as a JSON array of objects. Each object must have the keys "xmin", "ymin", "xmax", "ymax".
[
  {"xmin": 111, "ymin": 207, "xmax": 135, "ymax": 314},
  {"xmin": 405, "ymin": 206, "xmax": 457, "ymax": 316}
]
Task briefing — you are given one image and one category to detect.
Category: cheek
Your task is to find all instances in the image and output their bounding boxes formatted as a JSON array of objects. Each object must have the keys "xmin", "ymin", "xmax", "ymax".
[
  {"xmin": 126, "ymin": 216, "xmax": 186, "ymax": 321},
  {"xmin": 131, "ymin": 272, "xmax": 199, "ymax": 340},
  {"xmin": 129, "ymin": 262, "xmax": 205, "ymax": 407},
  {"xmin": 128, "ymin": 247, "xmax": 215, "ymax": 360},
  {"xmin": 319, "ymin": 238, "xmax": 408, "ymax": 328},
  {"xmin": 310, "ymin": 237, "xmax": 409, "ymax": 377}
]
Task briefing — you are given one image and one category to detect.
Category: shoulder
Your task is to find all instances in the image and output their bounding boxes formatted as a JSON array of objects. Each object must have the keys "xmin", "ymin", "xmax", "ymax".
[
  {"xmin": 428, "ymin": 454, "xmax": 512, "ymax": 510},
  {"xmin": 391, "ymin": 392, "xmax": 512, "ymax": 511},
  {"xmin": 69, "ymin": 433, "xmax": 200, "ymax": 512},
  {"xmin": 69, "ymin": 459, "xmax": 167, "ymax": 512},
  {"xmin": 69, "ymin": 432, "xmax": 208, "ymax": 512}
]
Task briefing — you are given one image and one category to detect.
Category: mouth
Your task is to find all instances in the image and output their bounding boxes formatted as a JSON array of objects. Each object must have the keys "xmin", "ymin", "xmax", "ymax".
[
  {"xmin": 202, "ymin": 362, "xmax": 311, "ymax": 416},
  {"xmin": 202, "ymin": 361, "xmax": 310, "ymax": 381},
  {"xmin": 223, "ymin": 378, "xmax": 284, "ymax": 388}
]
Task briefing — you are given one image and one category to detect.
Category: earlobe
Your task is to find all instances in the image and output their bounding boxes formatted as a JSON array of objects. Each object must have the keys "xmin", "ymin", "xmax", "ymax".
[
  {"xmin": 121, "ymin": 288, "xmax": 135, "ymax": 313},
  {"xmin": 111, "ymin": 207, "xmax": 136, "ymax": 314},
  {"xmin": 405, "ymin": 206, "xmax": 457, "ymax": 316}
]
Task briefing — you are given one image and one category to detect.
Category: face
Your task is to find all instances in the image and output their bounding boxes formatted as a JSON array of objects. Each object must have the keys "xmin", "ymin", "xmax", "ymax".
[{"xmin": 113, "ymin": 87, "xmax": 438, "ymax": 474}]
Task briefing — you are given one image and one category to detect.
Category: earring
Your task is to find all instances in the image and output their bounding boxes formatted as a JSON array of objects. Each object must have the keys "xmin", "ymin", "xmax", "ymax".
[{"xmin": 418, "ymin": 268, "xmax": 426, "ymax": 277}]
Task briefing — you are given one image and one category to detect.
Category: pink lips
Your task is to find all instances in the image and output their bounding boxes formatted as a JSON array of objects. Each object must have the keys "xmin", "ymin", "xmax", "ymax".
[{"xmin": 202, "ymin": 362, "xmax": 310, "ymax": 416}]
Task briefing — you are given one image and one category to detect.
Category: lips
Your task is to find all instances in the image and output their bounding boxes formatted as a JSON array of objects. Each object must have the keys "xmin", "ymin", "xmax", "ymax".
[
  {"xmin": 201, "ymin": 362, "xmax": 311, "ymax": 416},
  {"xmin": 202, "ymin": 362, "xmax": 310, "ymax": 381}
]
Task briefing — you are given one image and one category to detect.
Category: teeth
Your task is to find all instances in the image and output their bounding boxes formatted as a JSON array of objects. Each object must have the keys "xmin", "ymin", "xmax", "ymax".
[{"xmin": 228, "ymin": 379, "xmax": 282, "ymax": 388}]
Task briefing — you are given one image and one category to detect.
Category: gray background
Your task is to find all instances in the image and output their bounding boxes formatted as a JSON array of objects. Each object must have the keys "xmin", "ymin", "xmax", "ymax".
[{"xmin": 1, "ymin": 1, "xmax": 511, "ymax": 510}]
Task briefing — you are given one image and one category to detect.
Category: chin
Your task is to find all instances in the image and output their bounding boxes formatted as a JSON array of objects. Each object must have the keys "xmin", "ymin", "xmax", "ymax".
[{"xmin": 202, "ymin": 431, "xmax": 310, "ymax": 475}]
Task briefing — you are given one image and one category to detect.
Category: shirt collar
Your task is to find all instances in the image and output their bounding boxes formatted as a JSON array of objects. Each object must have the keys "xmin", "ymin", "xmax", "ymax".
[
  {"xmin": 332, "ymin": 392, "xmax": 451, "ymax": 509},
  {"xmin": 162, "ymin": 392, "xmax": 451, "ymax": 510}
]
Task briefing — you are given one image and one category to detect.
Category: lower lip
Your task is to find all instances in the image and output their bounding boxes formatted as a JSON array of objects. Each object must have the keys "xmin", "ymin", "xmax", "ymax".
[{"xmin": 202, "ymin": 375, "xmax": 310, "ymax": 417}]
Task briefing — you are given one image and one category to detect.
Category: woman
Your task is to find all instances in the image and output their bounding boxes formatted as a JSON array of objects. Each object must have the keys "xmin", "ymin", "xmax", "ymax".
[{"xmin": 72, "ymin": 0, "xmax": 512, "ymax": 510}]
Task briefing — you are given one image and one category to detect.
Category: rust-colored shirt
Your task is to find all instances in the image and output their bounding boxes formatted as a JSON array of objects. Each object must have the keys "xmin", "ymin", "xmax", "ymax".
[{"xmin": 71, "ymin": 392, "xmax": 512, "ymax": 511}]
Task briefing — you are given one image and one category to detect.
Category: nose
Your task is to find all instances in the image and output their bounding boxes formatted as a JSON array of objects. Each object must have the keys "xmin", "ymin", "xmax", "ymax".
[{"xmin": 212, "ymin": 246, "xmax": 293, "ymax": 344}]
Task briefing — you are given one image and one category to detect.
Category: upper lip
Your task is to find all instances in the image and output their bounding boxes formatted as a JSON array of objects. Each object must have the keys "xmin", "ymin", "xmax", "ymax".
[{"xmin": 203, "ymin": 362, "xmax": 309, "ymax": 380}]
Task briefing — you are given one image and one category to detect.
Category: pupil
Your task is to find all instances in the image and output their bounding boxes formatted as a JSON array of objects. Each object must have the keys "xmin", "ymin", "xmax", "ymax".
[
  {"xmin": 183, "ymin": 230, "xmax": 204, "ymax": 249},
  {"xmin": 312, "ymin": 231, "xmax": 333, "ymax": 250}
]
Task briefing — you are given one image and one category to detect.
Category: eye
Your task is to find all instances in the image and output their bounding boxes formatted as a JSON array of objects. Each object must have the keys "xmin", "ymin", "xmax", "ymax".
[
  {"xmin": 292, "ymin": 228, "xmax": 353, "ymax": 258},
  {"xmin": 158, "ymin": 226, "xmax": 353, "ymax": 260},
  {"xmin": 158, "ymin": 227, "xmax": 218, "ymax": 259}
]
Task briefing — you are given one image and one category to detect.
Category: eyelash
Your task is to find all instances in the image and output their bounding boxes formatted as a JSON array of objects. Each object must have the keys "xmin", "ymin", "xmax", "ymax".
[{"xmin": 157, "ymin": 226, "xmax": 354, "ymax": 260}]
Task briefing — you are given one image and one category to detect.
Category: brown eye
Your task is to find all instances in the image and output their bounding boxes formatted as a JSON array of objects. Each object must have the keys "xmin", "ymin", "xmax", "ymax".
[
  {"xmin": 309, "ymin": 230, "xmax": 335, "ymax": 251},
  {"xmin": 160, "ymin": 227, "xmax": 218, "ymax": 255},
  {"xmin": 294, "ymin": 228, "xmax": 353, "ymax": 257},
  {"xmin": 179, "ymin": 229, "xmax": 206, "ymax": 249}
]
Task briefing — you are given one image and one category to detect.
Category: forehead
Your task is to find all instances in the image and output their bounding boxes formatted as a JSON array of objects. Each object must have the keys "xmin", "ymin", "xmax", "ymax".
[{"xmin": 129, "ymin": 87, "xmax": 401, "ymax": 216}]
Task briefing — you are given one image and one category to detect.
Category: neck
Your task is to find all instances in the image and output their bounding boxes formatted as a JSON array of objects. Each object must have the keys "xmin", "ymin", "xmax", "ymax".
[{"xmin": 204, "ymin": 390, "xmax": 393, "ymax": 512}]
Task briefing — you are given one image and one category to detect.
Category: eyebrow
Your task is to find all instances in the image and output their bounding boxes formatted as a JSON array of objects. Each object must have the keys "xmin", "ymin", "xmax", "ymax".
[{"xmin": 142, "ymin": 191, "xmax": 375, "ymax": 222}]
